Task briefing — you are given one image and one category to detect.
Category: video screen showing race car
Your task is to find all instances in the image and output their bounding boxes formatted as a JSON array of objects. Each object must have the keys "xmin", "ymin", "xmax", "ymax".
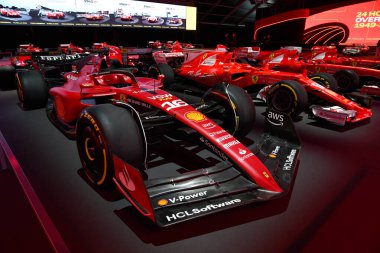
[
  {"xmin": 0, "ymin": 0, "xmax": 197, "ymax": 30},
  {"xmin": 304, "ymin": 0, "xmax": 380, "ymax": 46}
]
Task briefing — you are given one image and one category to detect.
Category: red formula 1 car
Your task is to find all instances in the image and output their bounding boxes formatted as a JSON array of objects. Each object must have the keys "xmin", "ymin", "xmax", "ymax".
[
  {"xmin": 0, "ymin": 44, "xmax": 43, "ymax": 90},
  {"xmin": 148, "ymin": 45, "xmax": 372, "ymax": 126},
  {"xmin": 85, "ymin": 13, "xmax": 103, "ymax": 21},
  {"xmin": 91, "ymin": 42, "xmax": 123, "ymax": 67},
  {"xmin": 0, "ymin": 8, "xmax": 20, "ymax": 18},
  {"xmin": 15, "ymin": 53, "xmax": 301, "ymax": 226},
  {"xmin": 120, "ymin": 14, "xmax": 133, "ymax": 21},
  {"xmin": 47, "ymin": 11, "xmax": 65, "ymax": 19},
  {"xmin": 59, "ymin": 43, "xmax": 84, "ymax": 54},
  {"xmin": 13, "ymin": 44, "xmax": 43, "ymax": 68},
  {"xmin": 237, "ymin": 46, "xmax": 380, "ymax": 96}
]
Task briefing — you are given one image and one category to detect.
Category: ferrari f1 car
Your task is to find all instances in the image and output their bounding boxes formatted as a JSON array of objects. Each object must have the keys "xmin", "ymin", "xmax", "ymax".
[
  {"xmin": 148, "ymin": 45, "xmax": 372, "ymax": 126},
  {"xmin": 0, "ymin": 44, "xmax": 44, "ymax": 90},
  {"xmin": 0, "ymin": 8, "xmax": 21, "ymax": 18},
  {"xmin": 246, "ymin": 46, "xmax": 380, "ymax": 96},
  {"xmin": 15, "ymin": 53, "xmax": 301, "ymax": 226}
]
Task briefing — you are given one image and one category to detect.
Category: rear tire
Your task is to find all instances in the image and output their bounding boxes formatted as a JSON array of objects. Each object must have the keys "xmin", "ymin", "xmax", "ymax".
[
  {"xmin": 147, "ymin": 63, "xmax": 175, "ymax": 88},
  {"xmin": 333, "ymin": 69, "xmax": 360, "ymax": 92},
  {"xmin": 0, "ymin": 65, "xmax": 16, "ymax": 90},
  {"xmin": 110, "ymin": 59, "xmax": 122, "ymax": 69},
  {"xmin": 16, "ymin": 70, "xmax": 48, "ymax": 109},
  {"xmin": 76, "ymin": 104, "xmax": 145, "ymax": 188},
  {"xmin": 266, "ymin": 80, "xmax": 308, "ymax": 118}
]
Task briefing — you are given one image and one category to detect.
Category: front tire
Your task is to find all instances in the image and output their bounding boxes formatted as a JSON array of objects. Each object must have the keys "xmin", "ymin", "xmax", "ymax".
[
  {"xmin": 204, "ymin": 84, "xmax": 256, "ymax": 138},
  {"xmin": 76, "ymin": 104, "xmax": 145, "ymax": 187},
  {"xmin": 266, "ymin": 80, "xmax": 308, "ymax": 118},
  {"xmin": 309, "ymin": 73, "xmax": 338, "ymax": 91},
  {"xmin": 16, "ymin": 70, "xmax": 48, "ymax": 109}
]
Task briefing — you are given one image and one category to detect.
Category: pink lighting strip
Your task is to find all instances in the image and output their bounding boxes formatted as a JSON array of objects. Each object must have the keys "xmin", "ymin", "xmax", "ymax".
[{"xmin": 0, "ymin": 130, "xmax": 70, "ymax": 253}]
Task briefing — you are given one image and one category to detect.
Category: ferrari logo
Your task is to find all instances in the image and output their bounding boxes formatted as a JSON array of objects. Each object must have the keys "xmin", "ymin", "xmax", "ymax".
[
  {"xmin": 252, "ymin": 75, "xmax": 259, "ymax": 83},
  {"xmin": 202, "ymin": 53, "xmax": 208, "ymax": 59},
  {"xmin": 352, "ymin": 61, "xmax": 357, "ymax": 67},
  {"xmin": 263, "ymin": 171, "xmax": 270, "ymax": 179},
  {"xmin": 269, "ymin": 53, "xmax": 274, "ymax": 59},
  {"xmin": 120, "ymin": 94, "xmax": 127, "ymax": 102},
  {"xmin": 315, "ymin": 66, "xmax": 321, "ymax": 73}
]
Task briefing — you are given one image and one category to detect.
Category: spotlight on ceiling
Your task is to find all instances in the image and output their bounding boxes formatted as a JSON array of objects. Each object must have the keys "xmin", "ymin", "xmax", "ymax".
[{"xmin": 250, "ymin": 0, "xmax": 276, "ymax": 8}]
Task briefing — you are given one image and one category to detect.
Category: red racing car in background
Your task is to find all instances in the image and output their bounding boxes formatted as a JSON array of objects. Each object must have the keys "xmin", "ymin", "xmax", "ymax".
[
  {"xmin": 0, "ymin": 44, "xmax": 43, "ymax": 90},
  {"xmin": 91, "ymin": 42, "xmax": 123, "ymax": 67},
  {"xmin": 0, "ymin": 8, "xmax": 20, "ymax": 18},
  {"xmin": 85, "ymin": 13, "xmax": 103, "ymax": 21},
  {"xmin": 47, "ymin": 11, "xmax": 65, "ymax": 19},
  {"xmin": 249, "ymin": 46, "xmax": 380, "ymax": 97},
  {"xmin": 148, "ymin": 44, "xmax": 372, "ymax": 126},
  {"xmin": 14, "ymin": 52, "xmax": 301, "ymax": 226},
  {"xmin": 59, "ymin": 43, "xmax": 84, "ymax": 54}
]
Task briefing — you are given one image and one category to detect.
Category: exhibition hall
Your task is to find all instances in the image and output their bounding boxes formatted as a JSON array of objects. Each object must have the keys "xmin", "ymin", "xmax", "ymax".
[{"xmin": 0, "ymin": 0, "xmax": 379, "ymax": 252}]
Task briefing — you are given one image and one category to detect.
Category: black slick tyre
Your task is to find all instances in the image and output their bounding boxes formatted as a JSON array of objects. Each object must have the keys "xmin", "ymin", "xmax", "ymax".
[
  {"xmin": 147, "ymin": 63, "xmax": 175, "ymax": 88},
  {"xmin": 266, "ymin": 80, "xmax": 308, "ymax": 118},
  {"xmin": 204, "ymin": 84, "xmax": 255, "ymax": 138},
  {"xmin": 110, "ymin": 59, "xmax": 123, "ymax": 69},
  {"xmin": 76, "ymin": 104, "xmax": 145, "ymax": 188},
  {"xmin": 16, "ymin": 70, "xmax": 48, "ymax": 109},
  {"xmin": 333, "ymin": 69, "xmax": 360, "ymax": 92},
  {"xmin": 0, "ymin": 65, "xmax": 16, "ymax": 90},
  {"xmin": 308, "ymin": 73, "xmax": 338, "ymax": 91}
]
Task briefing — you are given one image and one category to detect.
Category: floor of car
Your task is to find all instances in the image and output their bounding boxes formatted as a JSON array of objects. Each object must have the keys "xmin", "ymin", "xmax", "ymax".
[{"xmin": 1, "ymin": 89, "xmax": 380, "ymax": 253}]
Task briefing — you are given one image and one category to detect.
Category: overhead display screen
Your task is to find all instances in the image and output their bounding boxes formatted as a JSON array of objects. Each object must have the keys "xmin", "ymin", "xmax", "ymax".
[
  {"xmin": 0, "ymin": 0, "xmax": 197, "ymax": 30},
  {"xmin": 304, "ymin": 1, "xmax": 380, "ymax": 46}
]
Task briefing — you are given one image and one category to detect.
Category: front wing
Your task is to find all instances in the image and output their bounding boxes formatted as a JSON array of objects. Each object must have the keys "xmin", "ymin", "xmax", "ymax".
[{"xmin": 115, "ymin": 110, "xmax": 300, "ymax": 226}]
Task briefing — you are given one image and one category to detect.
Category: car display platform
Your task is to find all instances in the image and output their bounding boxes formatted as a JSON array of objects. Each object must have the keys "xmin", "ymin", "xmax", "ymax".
[{"xmin": 0, "ymin": 90, "xmax": 380, "ymax": 253}]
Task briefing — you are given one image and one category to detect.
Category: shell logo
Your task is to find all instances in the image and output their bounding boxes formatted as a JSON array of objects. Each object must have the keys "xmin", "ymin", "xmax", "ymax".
[
  {"xmin": 269, "ymin": 153, "xmax": 277, "ymax": 158},
  {"xmin": 185, "ymin": 111, "xmax": 206, "ymax": 122},
  {"xmin": 252, "ymin": 75, "xmax": 259, "ymax": 83},
  {"xmin": 157, "ymin": 199, "xmax": 168, "ymax": 206},
  {"xmin": 263, "ymin": 171, "xmax": 270, "ymax": 179}
]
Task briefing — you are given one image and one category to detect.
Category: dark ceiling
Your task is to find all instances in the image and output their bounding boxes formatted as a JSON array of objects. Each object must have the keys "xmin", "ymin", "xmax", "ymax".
[{"xmin": 139, "ymin": 0, "xmax": 371, "ymax": 27}]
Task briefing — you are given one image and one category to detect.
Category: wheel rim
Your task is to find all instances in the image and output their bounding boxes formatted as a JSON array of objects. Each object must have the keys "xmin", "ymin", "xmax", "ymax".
[
  {"xmin": 79, "ymin": 126, "xmax": 107, "ymax": 184},
  {"xmin": 312, "ymin": 77, "xmax": 331, "ymax": 89},
  {"xmin": 270, "ymin": 88, "xmax": 294, "ymax": 113}
]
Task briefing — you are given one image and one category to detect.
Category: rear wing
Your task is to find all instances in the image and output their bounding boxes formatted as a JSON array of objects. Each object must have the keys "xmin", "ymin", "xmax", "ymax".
[{"xmin": 31, "ymin": 53, "xmax": 89, "ymax": 66}]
